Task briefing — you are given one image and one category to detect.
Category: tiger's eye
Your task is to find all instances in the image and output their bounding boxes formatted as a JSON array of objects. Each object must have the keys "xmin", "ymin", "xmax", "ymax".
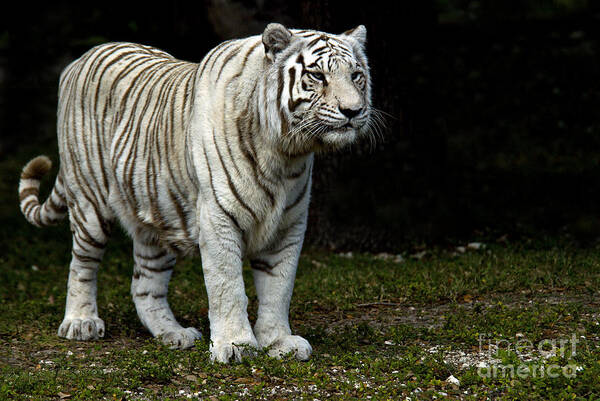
[
  {"xmin": 309, "ymin": 72, "xmax": 326, "ymax": 82},
  {"xmin": 351, "ymin": 71, "xmax": 363, "ymax": 81}
]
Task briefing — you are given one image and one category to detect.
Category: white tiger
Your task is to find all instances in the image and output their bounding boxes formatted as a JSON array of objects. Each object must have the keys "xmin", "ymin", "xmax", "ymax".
[{"xmin": 18, "ymin": 23, "xmax": 372, "ymax": 363}]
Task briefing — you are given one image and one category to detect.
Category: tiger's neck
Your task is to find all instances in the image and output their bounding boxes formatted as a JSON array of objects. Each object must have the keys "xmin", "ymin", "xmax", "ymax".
[
  {"xmin": 187, "ymin": 38, "xmax": 313, "ymax": 187},
  {"xmin": 238, "ymin": 65, "xmax": 313, "ymax": 179}
]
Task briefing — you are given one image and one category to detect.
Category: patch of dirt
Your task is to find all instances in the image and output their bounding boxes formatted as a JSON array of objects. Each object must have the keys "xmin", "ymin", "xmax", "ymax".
[{"xmin": 299, "ymin": 290, "xmax": 600, "ymax": 333}]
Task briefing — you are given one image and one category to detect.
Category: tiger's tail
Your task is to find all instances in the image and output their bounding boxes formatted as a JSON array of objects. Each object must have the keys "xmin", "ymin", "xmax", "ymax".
[{"xmin": 18, "ymin": 156, "xmax": 68, "ymax": 227}]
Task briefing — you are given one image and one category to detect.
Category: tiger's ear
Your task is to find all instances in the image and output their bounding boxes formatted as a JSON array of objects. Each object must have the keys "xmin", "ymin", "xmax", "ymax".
[
  {"xmin": 342, "ymin": 25, "xmax": 367, "ymax": 48},
  {"xmin": 263, "ymin": 23, "xmax": 293, "ymax": 61}
]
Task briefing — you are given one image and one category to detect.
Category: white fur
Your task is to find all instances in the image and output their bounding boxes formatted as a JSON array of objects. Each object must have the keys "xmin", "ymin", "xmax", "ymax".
[{"xmin": 20, "ymin": 25, "xmax": 371, "ymax": 363}]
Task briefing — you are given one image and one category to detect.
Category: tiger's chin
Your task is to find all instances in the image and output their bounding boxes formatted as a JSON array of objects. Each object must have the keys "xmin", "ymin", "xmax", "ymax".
[
  {"xmin": 286, "ymin": 121, "xmax": 367, "ymax": 155},
  {"xmin": 321, "ymin": 129, "xmax": 357, "ymax": 147},
  {"xmin": 316, "ymin": 124, "xmax": 364, "ymax": 151}
]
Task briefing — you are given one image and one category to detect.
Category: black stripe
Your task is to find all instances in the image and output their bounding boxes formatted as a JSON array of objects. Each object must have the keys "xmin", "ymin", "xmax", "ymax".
[
  {"xmin": 209, "ymin": 41, "xmax": 238, "ymax": 75},
  {"xmin": 298, "ymin": 32, "xmax": 317, "ymax": 38},
  {"xmin": 286, "ymin": 163, "xmax": 306, "ymax": 179},
  {"xmin": 270, "ymin": 238, "xmax": 303, "ymax": 255},
  {"xmin": 233, "ymin": 106, "xmax": 277, "ymax": 206},
  {"xmin": 72, "ymin": 249, "xmax": 102, "ymax": 264},
  {"xmin": 166, "ymin": 65, "xmax": 193, "ymax": 198},
  {"xmin": 55, "ymin": 175, "xmax": 67, "ymax": 204},
  {"xmin": 72, "ymin": 232, "xmax": 93, "ymax": 254},
  {"xmin": 250, "ymin": 259, "xmax": 276, "ymax": 276},
  {"xmin": 48, "ymin": 194, "xmax": 68, "ymax": 213},
  {"xmin": 311, "ymin": 46, "xmax": 328, "ymax": 55},
  {"xmin": 212, "ymin": 129, "xmax": 259, "ymax": 222},
  {"xmin": 296, "ymin": 54, "xmax": 306, "ymax": 70},
  {"xmin": 202, "ymin": 143, "xmax": 242, "ymax": 231},
  {"xmin": 21, "ymin": 198, "xmax": 37, "ymax": 215},
  {"xmin": 138, "ymin": 262, "xmax": 174, "ymax": 273},
  {"xmin": 276, "ymin": 64, "xmax": 286, "ymax": 109},
  {"xmin": 135, "ymin": 250, "xmax": 168, "ymax": 260},
  {"xmin": 19, "ymin": 187, "xmax": 38, "ymax": 202},
  {"xmin": 168, "ymin": 187, "xmax": 190, "ymax": 239},
  {"xmin": 285, "ymin": 176, "xmax": 310, "ymax": 212},
  {"xmin": 216, "ymin": 44, "xmax": 243, "ymax": 81},
  {"xmin": 133, "ymin": 269, "xmax": 152, "ymax": 280},
  {"xmin": 70, "ymin": 208, "xmax": 107, "ymax": 249},
  {"xmin": 313, "ymin": 48, "xmax": 331, "ymax": 57},
  {"xmin": 123, "ymin": 63, "xmax": 181, "ymax": 208},
  {"xmin": 198, "ymin": 39, "xmax": 233, "ymax": 78},
  {"xmin": 307, "ymin": 36, "xmax": 323, "ymax": 48}
]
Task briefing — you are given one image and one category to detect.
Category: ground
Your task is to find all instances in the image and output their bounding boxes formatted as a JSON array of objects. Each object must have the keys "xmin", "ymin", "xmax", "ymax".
[{"xmin": 1, "ymin": 226, "xmax": 599, "ymax": 400}]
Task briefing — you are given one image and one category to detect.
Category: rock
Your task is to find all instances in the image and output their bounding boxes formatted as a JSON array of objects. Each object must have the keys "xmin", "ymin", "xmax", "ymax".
[
  {"xmin": 410, "ymin": 251, "xmax": 427, "ymax": 260},
  {"xmin": 446, "ymin": 374, "xmax": 460, "ymax": 388},
  {"xmin": 467, "ymin": 242, "xmax": 484, "ymax": 250}
]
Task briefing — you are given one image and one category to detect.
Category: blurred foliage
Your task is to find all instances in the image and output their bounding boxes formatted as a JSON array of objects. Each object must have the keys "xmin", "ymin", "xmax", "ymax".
[
  {"xmin": 436, "ymin": 0, "xmax": 592, "ymax": 23},
  {"xmin": 2, "ymin": 1, "xmax": 600, "ymax": 251}
]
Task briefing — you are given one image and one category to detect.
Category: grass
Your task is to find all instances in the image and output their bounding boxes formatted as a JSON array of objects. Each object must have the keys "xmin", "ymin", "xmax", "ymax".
[{"xmin": 1, "ymin": 152, "xmax": 600, "ymax": 400}]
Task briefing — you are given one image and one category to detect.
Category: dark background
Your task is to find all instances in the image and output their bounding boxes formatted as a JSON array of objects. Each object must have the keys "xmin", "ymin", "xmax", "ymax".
[{"xmin": 2, "ymin": 0, "xmax": 600, "ymax": 252}]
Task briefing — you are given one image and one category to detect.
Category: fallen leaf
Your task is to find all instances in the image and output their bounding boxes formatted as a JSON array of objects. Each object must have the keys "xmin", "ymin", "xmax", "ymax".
[
  {"xmin": 234, "ymin": 377, "xmax": 260, "ymax": 385},
  {"xmin": 185, "ymin": 374, "xmax": 198, "ymax": 382}
]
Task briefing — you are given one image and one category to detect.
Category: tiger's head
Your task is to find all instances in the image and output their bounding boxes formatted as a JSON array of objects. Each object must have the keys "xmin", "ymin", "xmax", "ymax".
[{"xmin": 262, "ymin": 23, "xmax": 373, "ymax": 155}]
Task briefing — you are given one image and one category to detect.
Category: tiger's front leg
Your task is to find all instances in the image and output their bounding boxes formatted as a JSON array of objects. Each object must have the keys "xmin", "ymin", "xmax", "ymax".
[
  {"xmin": 199, "ymin": 207, "xmax": 258, "ymax": 363},
  {"xmin": 250, "ymin": 217, "xmax": 312, "ymax": 361}
]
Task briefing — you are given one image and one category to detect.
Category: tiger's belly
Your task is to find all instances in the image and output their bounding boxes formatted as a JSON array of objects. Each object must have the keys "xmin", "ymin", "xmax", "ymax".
[
  {"xmin": 108, "ymin": 165, "xmax": 300, "ymax": 257},
  {"xmin": 108, "ymin": 157, "xmax": 200, "ymax": 255}
]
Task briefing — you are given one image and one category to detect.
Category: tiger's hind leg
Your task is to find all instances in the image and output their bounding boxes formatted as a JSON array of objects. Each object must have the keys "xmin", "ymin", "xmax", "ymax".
[
  {"xmin": 58, "ymin": 200, "xmax": 112, "ymax": 341},
  {"xmin": 131, "ymin": 238, "xmax": 201, "ymax": 349}
]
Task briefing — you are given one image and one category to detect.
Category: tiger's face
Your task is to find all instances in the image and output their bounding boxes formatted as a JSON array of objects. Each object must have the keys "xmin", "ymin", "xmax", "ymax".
[{"xmin": 263, "ymin": 24, "xmax": 372, "ymax": 154}]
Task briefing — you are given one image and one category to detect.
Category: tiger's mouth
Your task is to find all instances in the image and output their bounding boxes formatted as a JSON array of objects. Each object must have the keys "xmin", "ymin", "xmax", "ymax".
[
  {"xmin": 288, "ymin": 116, "xmax": 365, "ymax": 151},
  {"xmin": 328, "ymin": 119, "xmax": 365, "ymax": 134},
  {"xmin": 319, "ymin": 125, "xmax": 359, "ymax": 148}
]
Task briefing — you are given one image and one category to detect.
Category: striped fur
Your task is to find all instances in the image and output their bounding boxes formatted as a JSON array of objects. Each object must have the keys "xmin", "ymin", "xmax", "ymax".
[{"xmin": 18, "ymin": 23, "xmax": 372, "ymax": 363}]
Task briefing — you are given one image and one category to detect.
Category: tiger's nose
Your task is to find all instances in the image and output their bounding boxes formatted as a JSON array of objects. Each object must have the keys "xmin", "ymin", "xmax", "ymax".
[{"xmin": 339, "ymin": 106, "xmax": 362, "ymax": 120}]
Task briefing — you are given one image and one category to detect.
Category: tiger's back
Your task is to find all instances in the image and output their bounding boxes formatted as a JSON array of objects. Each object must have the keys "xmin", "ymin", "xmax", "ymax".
[{"xmin": 58, "ymin": 42, "xmax": 201, "ymax": 252}]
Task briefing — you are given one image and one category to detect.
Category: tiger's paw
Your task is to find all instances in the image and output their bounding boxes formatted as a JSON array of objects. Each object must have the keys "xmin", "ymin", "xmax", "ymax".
[
  {"xmin": 58, "ymin": 317, "xmax": 105, "ymax": 341},
  {"xmin": 210, "ymin": 336, "xmax": 259, "ymax": 363},
  {"xmin": 159, "ymin": 327, "xmax": 202, "ymax": 349},
  {"xmin": 266, "ymin": 335, "xmax": 312, "ymax": 361}
]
